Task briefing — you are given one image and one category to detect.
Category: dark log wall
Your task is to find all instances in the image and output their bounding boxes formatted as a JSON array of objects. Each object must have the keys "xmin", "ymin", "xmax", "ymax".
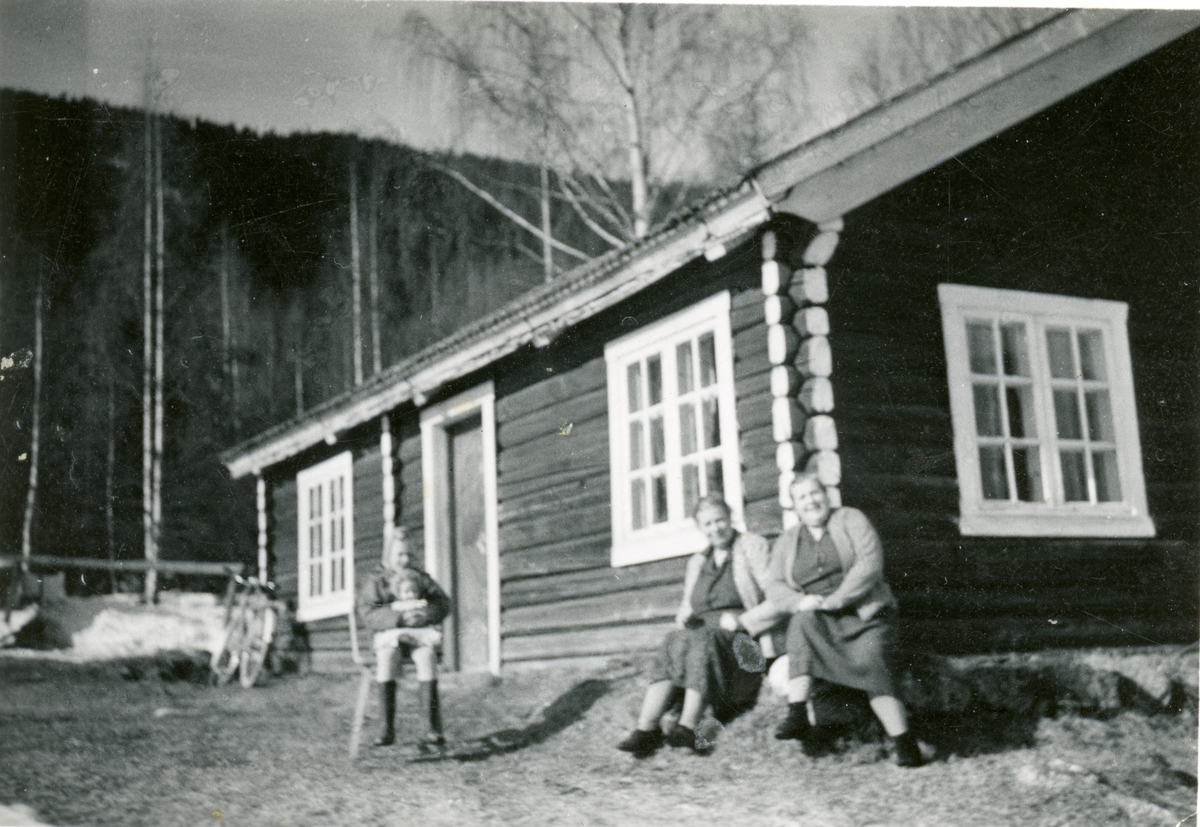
[
  {"xmin": 268, "ymin": 429, "xmax": 387, "ymax": 672},
  {"xmin": 828, "ymin": 32, "xmax": 1198, "ymax": 654},
  {"xmin": 494, "ymin": 246, "xmax": 775, "ymax": 663}
]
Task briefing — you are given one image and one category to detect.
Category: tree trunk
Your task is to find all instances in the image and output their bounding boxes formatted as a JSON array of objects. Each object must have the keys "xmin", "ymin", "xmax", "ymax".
[
  {"xmin": 219, "ymin": 218, "xmax": 241, "ymax": 439},
  {"xmin": 368, "ymin": 152, "xmax": 382, "ymax": 376},
  {"xmin": 349, "ymin": 158, "xmax": 363, "ymax": 386},
  {"xmin": 617, "ymin": 6, "xmax": 650, "ymax": 238},
  {"xmin": 149, "ymin": 113, "xmax": 165, "ymax": 603},
  {"xmin": 19, "ymin": 270, "xmax": 43, "ymax": 573},
  {"xmin": 540, "ymin": 158, "xmax": 553, "ymax": 282},
  {"xmin": 106, "ymin": 371, "xmax": 116, "ymax": 593},
  {"xmin": 142, "ymin": 109, "xmax": 154, "ymax": 602}
]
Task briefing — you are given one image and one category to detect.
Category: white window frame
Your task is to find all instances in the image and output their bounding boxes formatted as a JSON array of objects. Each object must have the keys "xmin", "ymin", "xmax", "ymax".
[
  {"xmin": 938, "ymin": 284, "xmax": 1154, "ymax": 538},
  {"xmin": 420, "ymin": 382, "xmax": 501, "ymax": 676},
  {"xmin": 295, "ymin": 450, "xmax": 355, "ymax": 622},
  {"xmin": 605, "ymin": 291, "xmax": 744, "ymax": 567}
]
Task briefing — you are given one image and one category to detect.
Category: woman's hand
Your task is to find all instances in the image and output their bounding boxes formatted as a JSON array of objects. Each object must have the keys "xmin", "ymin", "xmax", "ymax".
[
  {"xmin": 719, "ymin": 612, "xmax": 742, "ymax": 632},
  {"xmin": 390, "ymin": 599, "xmax": 428, "ymax": 612},
  {"xmin": 795, "ymin": 594, "xmax": 824, "ymax": 613}
]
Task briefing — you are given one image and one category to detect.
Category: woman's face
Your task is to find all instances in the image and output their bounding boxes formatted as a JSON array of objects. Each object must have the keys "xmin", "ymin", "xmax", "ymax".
[
  {"xmin": 385, "ymin": 537, "xmax": 412, "ymax": 571},
  {"xmin": 791, "ymin": 478, "xmax": 831, "ymax": 528},
  {"xmin": 695, "ymin": 504, "xmax": 735, "ymax": 549}
]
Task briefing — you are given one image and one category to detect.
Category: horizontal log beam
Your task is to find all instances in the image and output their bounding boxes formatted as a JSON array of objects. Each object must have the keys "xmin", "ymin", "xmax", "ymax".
[{"xmin": 2, "ymin": 555, "xmax": 244, "ymax": 577}]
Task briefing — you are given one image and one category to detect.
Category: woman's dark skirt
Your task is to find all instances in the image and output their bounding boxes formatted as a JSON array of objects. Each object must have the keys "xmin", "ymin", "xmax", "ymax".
[
  {"xmin": 651, "ymin": 620, "xmax": 763, "ymax": 716},
  {"xmin": 785, "ymin": 608, "xmax": 896, "ymax": 697}
]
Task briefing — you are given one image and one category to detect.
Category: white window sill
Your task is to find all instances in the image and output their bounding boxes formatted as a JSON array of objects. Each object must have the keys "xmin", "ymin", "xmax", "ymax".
[
  {"xmin": 959, "ymin": 506, "xmax": 1156, "ymax": 538},
  {"xmin": 611, "ymin": 524, "xmax": 710, "ymax": 568}
]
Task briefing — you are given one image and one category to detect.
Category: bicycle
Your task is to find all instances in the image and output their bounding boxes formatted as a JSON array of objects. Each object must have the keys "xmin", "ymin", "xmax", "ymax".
[{"xmin": 210, "ymin": 573, "xmax": 279, "ymax": 688}]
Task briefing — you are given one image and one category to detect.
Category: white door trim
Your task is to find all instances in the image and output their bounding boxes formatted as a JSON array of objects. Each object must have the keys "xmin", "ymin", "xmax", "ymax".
[{"xmin": 419, "ymin": 381, "xmax": 501, "ymax": 676}]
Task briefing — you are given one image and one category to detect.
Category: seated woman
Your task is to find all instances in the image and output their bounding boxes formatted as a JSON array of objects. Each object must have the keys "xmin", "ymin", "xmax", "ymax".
[
  {"xmin": 617, "ymin": 496, "xmax": 785, "ymax": 756},
  {"xmin": 763, "ymin": 473, "xmax": 923, "ymax": 767}
]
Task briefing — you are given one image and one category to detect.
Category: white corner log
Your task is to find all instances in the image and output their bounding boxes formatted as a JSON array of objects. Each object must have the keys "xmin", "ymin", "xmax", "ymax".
[
  {"xmin": 256, "ymin": 475, "xmax": 268, "ymax": 582},
  {"xmin": 778, "ymin": 470, "xmax": 796, "ymax": 508},
  {"xmin": 794, "ymin": 336, "xmax": 833, "ymax": 378},
  {"xmin": 818, "ymin": 217, "xmax": 844, "ymax": 234},
  {"xmin": 787, "ymin": 267, "xmax": 829, "ymax": 306},
  {"xmin": 798, "ymin": 376, "xmax": 835, "ymax": 413},
  {"xmin": 770, "ymin": 365, "xmax": 801, "ymax": 398},
  {"xmin": 782, "ymin": 509, "xmax": 799, "ymax": 529},
  {"xmin": 762, "ymin": 260, "xmax": 792, "ymax": 296},
  {"xmin": 794, "ymin": 306, "xmax": 830, "ymax": 337},
  {"xmin": 805, "ymin": 450, "xmax": 842, "ymax": 487},
  {"xmin": 775, "ymin": 440, "xmax": 805, "ymax": 473},
  {"xmin": 764, "ymin": 294, "xmax": 796, "ymax": 327},
  {"xmin": 802, "ymin": 230, "xmax": 840, "ymax": 267},
  {"xmin": 825, "ymin": 486, "xmax": 842, "ymax": 509},
  {"xmin": 380, "ymin": 413, "xmax": 395, "ymax": 548},
  {"xmin": 761, "ymin": 229, "xmax": 779, "ymax": 262},
  {"xmin": 768, "ymin": 324, "xmax": 801, "ymax": 366},
  {"xmin": 772, "ymin": 397, "xmax": 805, "ymax": 442},
  {"xmin": 803, "ymin": 414, "xmax": 839, "ymax": 452}
]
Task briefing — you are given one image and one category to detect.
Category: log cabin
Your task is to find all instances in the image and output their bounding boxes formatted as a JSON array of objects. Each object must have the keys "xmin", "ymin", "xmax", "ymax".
[{"xmin": 220, "ymin": 10, "xmax": 1199, "ymax": 674}]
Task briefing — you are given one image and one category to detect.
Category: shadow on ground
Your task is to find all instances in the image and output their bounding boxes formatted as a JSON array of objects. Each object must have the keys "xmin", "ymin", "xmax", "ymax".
[{"xmin": 409, "ymin": 678, "xmax": 611, "ymax": 763}]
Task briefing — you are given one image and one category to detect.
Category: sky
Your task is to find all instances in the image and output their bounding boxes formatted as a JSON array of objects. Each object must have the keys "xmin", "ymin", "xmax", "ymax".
[{"xmin": 0, "ymin": 0, "xmax": 894, "ymax": 163}]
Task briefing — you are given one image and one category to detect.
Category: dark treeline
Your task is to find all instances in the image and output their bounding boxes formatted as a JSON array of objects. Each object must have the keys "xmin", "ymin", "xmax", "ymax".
[{"xmin": 0, "ymin": 90, "xmax": 609, "ymax": 580}]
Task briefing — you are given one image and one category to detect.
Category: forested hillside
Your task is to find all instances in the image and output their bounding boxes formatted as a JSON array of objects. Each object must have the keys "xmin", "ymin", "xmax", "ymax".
[{"xmin": 0, "ymin": 90, "xmax": 609, "ymax": 577}]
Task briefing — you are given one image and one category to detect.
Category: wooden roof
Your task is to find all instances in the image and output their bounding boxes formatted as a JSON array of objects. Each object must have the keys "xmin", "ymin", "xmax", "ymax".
[{"xmin": 221, "ymin": 8, "xmax": 1200, "ymax": 480}]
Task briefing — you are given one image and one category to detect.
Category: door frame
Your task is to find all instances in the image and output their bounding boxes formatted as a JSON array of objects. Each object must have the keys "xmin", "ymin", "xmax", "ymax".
[{"xmin": 419, "ymin": 381, "xmax": 500, "ymax": 676}]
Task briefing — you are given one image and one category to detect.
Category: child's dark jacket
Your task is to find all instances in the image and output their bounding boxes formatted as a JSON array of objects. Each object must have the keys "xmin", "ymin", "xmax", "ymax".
[{"xmin": 357, "ymin": 566, "xmax": 452, "ymax": 632}]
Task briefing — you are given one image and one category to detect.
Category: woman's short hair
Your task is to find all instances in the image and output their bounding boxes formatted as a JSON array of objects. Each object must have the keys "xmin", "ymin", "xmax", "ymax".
[
  {"xmin": 789, "ymin": 471, "xmax": 825, "ymax": 494},
  {"xmin": 690, "ymin": 495, "xmax": 732, "ymax": 520}
]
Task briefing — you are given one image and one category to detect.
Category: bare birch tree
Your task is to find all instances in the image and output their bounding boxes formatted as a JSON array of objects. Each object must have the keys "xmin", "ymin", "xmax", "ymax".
[
  {"xmin": 349, "ymin": 157, "xmax": 364, "ymax": 386},
  {"xmin": 405, "ymin": 4, "xmax": 812, "ymax": 272},
  {"xmin": 19, "ymin": 268, "xmax": 43, "ymax": 573}
]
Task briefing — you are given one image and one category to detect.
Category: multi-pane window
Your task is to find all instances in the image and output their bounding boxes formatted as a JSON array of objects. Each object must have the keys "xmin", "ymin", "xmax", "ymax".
[
  {"xmin": 296, "ymin": 451, "xmax": 355, "ymax": 621},
  {"xmin": 939, "ymin": 285, "xmax": 1153, "ymax": 537},
  {"xmin": 606, "ymin": 292, "xmax": 744, "ymax": 565}
]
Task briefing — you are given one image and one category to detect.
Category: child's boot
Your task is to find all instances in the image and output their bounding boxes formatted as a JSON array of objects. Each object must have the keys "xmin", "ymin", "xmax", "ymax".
[
  {"xmin": 373, "ymin": 680, "xmax": 397, "ymax": 747},
  {"xmin": 419, "ymin": 679, "xmax": 444, "ymax": 746}
]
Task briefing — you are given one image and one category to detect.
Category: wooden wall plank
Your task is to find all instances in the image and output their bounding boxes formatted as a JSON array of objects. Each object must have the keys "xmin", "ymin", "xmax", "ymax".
[
  {"xmin": 496, "ymin": 357, "xmax": 606, "ymax": 423},
  {"xmin": 502, "ymin": 620, "xmax": 674, "ymax": 662},
  {"xmin": 501, "ymin": 533, "xmax": 612, "ymax": 580},
  {"xmin": 502, "ymin": 556, "xmax": 687, "ymax": 608},
  {"xmin": 502, "ymin": 582, "xmax": 679, "ymax": 636},
  {"xmin": 496, "ymin": 387, "xmax": 608, "ymax": 450},
  {"xmin": 499, "ymin": 502, "xmax": 612, "ymax": 554}
]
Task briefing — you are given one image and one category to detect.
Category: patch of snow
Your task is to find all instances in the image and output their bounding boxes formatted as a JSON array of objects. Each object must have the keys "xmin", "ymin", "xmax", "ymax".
[{"xmin": 70, "ymin": 593, "xmax": 225, "ymax": 658}]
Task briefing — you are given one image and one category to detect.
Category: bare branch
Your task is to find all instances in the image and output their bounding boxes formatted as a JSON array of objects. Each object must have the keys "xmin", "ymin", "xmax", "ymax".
[{"xmin": 427, "ymin": 161, "xmax": 591, "ymax": 263}]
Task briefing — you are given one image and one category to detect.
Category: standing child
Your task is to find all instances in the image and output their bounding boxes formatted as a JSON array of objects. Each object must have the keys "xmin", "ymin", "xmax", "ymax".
[{"xmin": 357, "ymin": 528, "xmax": 452, "ymax": 747}]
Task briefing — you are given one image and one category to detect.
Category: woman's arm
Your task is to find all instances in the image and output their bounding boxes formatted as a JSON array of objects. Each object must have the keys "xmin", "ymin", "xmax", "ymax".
[
  {"xmin": 761, "ymin": 529, "xmax": 807, "ymax": 613},
  {"xmin": 818, "ymin": 509, "xmax": 885, "ymax": 612},
  {"xmin": 675, "ymin": 553, "xmax": 705, "ymax": 626}
]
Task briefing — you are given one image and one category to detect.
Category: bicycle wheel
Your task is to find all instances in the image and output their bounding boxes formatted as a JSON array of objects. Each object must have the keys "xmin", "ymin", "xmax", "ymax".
[
  {"xmin": 238, "ymin": 605, "xmax": 273, "ymax": 688},
  {"xmin": 211, "ymin": 618, "xmax": 247, "ymax": 686}
]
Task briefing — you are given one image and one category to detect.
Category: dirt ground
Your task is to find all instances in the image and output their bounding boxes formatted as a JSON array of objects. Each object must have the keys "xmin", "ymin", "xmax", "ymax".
[{"xmin": 0, "ymin": 649, "xmax": 1195, "ymax": 827}]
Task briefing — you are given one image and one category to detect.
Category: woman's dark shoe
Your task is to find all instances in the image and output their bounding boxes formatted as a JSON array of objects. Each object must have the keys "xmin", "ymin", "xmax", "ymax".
[
  {"xmin": 774, "ymin": 702, "xmax": 812, "ymax": 741},
  {"xmin": 665, "ymin": 725, "xmax": 695, "ymax": 750},
  {"xmin": 892, "ymin": 731, "xmax": 924, "ymax": 767},
  {"xmin": 616, "ymin": 728, "xmax": 664, "ymax": 756}
]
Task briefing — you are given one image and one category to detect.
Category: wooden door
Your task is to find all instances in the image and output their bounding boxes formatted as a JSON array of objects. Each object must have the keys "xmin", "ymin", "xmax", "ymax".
[{"xmin": 442, "ymin": 415, "xmax": 489, "ymax": 672}]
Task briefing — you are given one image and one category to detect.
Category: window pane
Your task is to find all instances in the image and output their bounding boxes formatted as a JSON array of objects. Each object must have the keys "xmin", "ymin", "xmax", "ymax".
[
  {"xmin": 649, "ymin": 415, "xmax": 665, "ymax": 465},
  {"xmin": 1060, "ymin": 451, "xmax": 1088, "ymax": 501},
  {"xmin": 1012, "ymin": 447, "xmax": 1042, "ymax": 503},
  {"xmin": 698, "ymin": 333, "xmax": 718, "ymax": 387},
  {"xmin": 629, "ymin": 421, "xmax": 644, "ymax": 470},
  {"xmin": 1054, "ymin": 390, "xmax": 1082, "ymax": 440},
  {"xmin": 701, "ymin": 397, "xmax": 721, "ymax": 449},
  {"xmin": 627, "ymin": 363, "xmax": 643, "ymax": 413},
  {"xmin": 1093, "ymin": 450, "xmax": 1122, "ymax": 502},
  {"xmin": 973, "ymin": 384, "xmax": 1001, "ymax": 436},
  {"xmin": 679, "ymin": 404, "xmax": 697, "ymax": 456},
  {"xmin": 651, "ymin": 475, "xmax": 668, "ymax": 523},
  {"xmin": 676, "ymin": 341, "xmax": 694, "ymax": 394},
  {"xmin": 705, "ymin": 458, "xmax": 724, "ymax": 497},
  {"xmin": 1078, "ymin": 330, "xmax": 1106, "ymax": 381},
  {"xmin": 310, "ymin": 525, "xmax": 321, "ymax": 558},
  {"xmin": 647, "ymin": 355, "xmax": 663, "ymax": 406},
  {"xmin": 1000, "ymin": 323, "xmax": 1029, "ymax": 376},
  {"xmin": 682, "ymin": 464, "xmax": 700, "ymax": 518},
  {"xmin": 311, "ymin": 485, "xmax": 321, "ymax": 519},
  {"xmin": 967, "ymin": 322, "xmax": 996, "ymax": 375},
  {"xmin": 1046, "ymin": 328, "xmax": 1075, "ymax": 379},
  {"xmin": 313, "ymin": 563, "xmax": 323, "ymax": 596},
  {"xmin": 1006, "ymin": 385, "xmax": 1036, "ymax": 439},
  {"xmin": 1085, "ymin": 390, "xmax": 1114, "ymax": 442},
  {"xmin": 979, "ymin": 446, "xmax": 1007, "ymax": 500},
  {"xmin": 631, "ymin": 478, "xmax": 646, "ymax": 529}
]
